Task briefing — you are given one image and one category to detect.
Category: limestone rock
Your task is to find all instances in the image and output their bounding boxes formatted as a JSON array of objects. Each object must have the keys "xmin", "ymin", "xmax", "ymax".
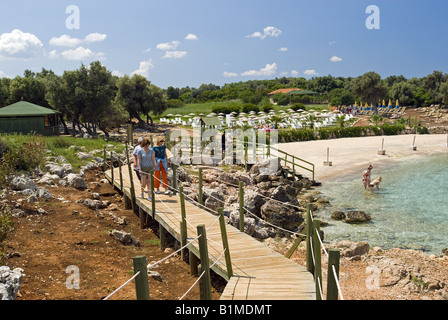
[
  {"xmin": 65, "ymin": 174, "xmax": 88, "ymax": 190},
  {"xmin": 345, "ymin": 211, "xmax": 371, "ymax": 224},
  {"xmin": 331, "ymin": 211, "xmax": 346, "ymax": 220},
  {"xmin": 108, "ymin": 229, "xmax": 140, "ymax": 246},
  {"xmin": 10, "ymin": 176, "xmax": 37, "ymax": 191},
  {"xmin": 260, "ymin": 200, "xmax": 304, "ymax": 231}
]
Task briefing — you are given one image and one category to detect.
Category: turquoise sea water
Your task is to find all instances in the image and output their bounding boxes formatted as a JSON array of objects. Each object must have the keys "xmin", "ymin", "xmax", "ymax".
[{"xmin": 318, "ymin": 154, "xmax": 448, "ymax": 255}]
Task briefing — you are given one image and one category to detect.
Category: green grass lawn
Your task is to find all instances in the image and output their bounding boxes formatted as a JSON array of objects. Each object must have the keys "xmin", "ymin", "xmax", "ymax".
[{"xmin": 0, "ymin": 134, "xmax": 125, "ymax": 172}]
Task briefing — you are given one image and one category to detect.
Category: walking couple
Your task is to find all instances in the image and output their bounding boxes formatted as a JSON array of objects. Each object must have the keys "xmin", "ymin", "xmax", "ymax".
[{"xmin": 133, "ymin": 136, "xmax": 171, "ymax": 201}]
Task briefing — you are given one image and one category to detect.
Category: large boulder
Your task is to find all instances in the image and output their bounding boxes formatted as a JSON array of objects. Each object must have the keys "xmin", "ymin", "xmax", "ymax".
[
  {"xmin": 10, "ymin": 176, "xmax": 37, "ymax": 191},
  {"xmin": 328, "ymin": 240, "xmax": 370, "ymax": 257},
  {"xmin": 249, "ymin": 158, "xmax": 282, "ymax": 176},
  {"xmin": 202, "ymin": 187, "xmax": 225, "ymax": 212},
  {"xmin": 243, "ymin": 189, "xmax": 266, "ymax": 217},
  {"xmin": 0, "ymin": 266, "xmax": 23, "ymax": 300},
  {"xmin": 65, "ymin": 173, "xmax": 88, "ymax": 190},
  {"xmin": 260, "ymin": 200, "xmax": 304, "ymax": 231},
  {"xmin": 108, "ymin": 229, "xmax": 140, "ymax": 246},
  {"xmin": 345, "ymin": 211, "xmax": 371, "ymax": 224}
]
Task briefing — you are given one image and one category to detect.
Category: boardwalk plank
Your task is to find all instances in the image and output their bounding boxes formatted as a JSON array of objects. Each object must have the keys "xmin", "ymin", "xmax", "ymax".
[{"xmin": 106, "ymin": 166, "xmax": 316, "ymax": 300}]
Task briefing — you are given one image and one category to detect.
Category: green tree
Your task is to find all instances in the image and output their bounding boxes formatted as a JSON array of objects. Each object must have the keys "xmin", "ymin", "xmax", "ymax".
[
  {"xmin": 389, "ymin": 81, "xmax": 415, "ymax": 106},
  {"xmin": 422, "ymin": 70, "xmax": 448, "ymax": 104},
  {"xmin": 115, "ymin": 74, "xmax": 167, "ymax": 128},
  {"xmin": 329, "ymin": 88, "xmax": 356, "ymax": 106},
  {"xmin": 7, "ymin": 75, "xmax": 47, "ymax": 106},
  {"xmin": 350, "ymin": 71, "xmax": 388, "ymax": 105}
]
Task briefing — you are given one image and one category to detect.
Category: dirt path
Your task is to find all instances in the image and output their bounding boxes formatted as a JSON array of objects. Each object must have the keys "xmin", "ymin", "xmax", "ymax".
[{"xmin": 4, "ymin": 169, "xmax": 223, "ymax": 300}]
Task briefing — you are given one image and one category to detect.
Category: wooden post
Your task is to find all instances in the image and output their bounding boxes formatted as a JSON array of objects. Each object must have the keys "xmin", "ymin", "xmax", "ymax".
[
  {"xmin": 179, "ymin": 186, "xmax": 187, "ymax": 261},
  {"xmin": 327, "ymin": 248, "xmax": 341, "ymax": 300},
  {"xmin": 189, "ymin": 251, "xmax": 199, "ymax": 276},
  {"xmin": 125, "ymin": 141, "xmax": 136, "ymax": 213},
  {"xmin": 110, "ymin": 151, "xmax": 114, "ymax": 184},
  {"xmin": 119, "ymin": 159, "xmax": 123, "ymax": 191},
  {"xmin": 139, "ymin": 207, "xmax": 147, "ymax": 229},
  {"xmin": 150, "ymin": 169, "xmax": 155, "ymax": 218},
  {"xmin": 306, "ymin": 204, "xmax": 314, "ymax": 274},
  {"xmin": 160, "ymin": 225, "xmax": 166, "ymax": 251},
  {"xmin": 313, "ymin": 219, "xmax": 322, "ymax": 300},
  {"xmin": 218, "ymin": 207, "xmax": 233, "ymax": 278},
  {"xmin": 197, "ymin": 224, "xmax": 212, "ymax": 300},
  {"xmin": 198, "ymin": 168, "xmax": 203, "ymax": 206},
  {"xmin": 239, "ymin": 181, "xmax": 245, "ymax": 232},
  {"xmin": 172, "ymin": 164, "xmax": 178, "ymax": 195},
  {"xmin": 285, "ymin": 236, "xmax": 305, "ymax": 259},
  {"xmin": 133, "ymin": 255, "xmax": 150, "ymax": 300},
  {"xmin": 103, "ymin": 146, "xmax": 107, "ymax": 173}
]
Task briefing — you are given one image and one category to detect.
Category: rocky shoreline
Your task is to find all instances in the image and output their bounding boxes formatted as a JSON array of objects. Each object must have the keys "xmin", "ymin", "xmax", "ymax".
[{"xmin": 2, "ymin": 145, "xmax": 448, "ymax": 300}]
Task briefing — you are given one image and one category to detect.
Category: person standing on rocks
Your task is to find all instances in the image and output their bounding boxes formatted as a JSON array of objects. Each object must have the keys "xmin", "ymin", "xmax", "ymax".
[
  {"xmin": 363, "ymin": 165, "xmax": 373, "ymax": 190},
  {"xmin": 137, "ymin": 138, "xmax": 157, "ymax": 200}
]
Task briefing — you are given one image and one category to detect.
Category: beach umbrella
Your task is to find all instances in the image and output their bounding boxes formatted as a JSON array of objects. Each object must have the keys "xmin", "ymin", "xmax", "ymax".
[
  {"xmin": 396, "ymin": 99, "xmax": 400, "ymax": 107},
  {"xmin": 218, "ymin": 113, "xmax": 225, "ymax": 116},
  {"xmin": 175, "ymin": 114, "xmax": 182, "ymax": 117},
  {"xmin": 189, "ymin": 113, "xmax": 196, "ymax": 116},
  {"xmin": 167, "ymin": 114, "xmax": 174, "ymax": 117},
  {"xmin": 198, "ymin": 113, "xmax": 205, "ymax": 116}
]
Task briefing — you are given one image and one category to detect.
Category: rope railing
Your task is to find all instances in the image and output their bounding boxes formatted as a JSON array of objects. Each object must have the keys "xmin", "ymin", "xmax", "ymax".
[
  {"xmin": 103, "ymin": 142, "xmax": 339, "ymax": 301},
  {"xmin": 306, "ymin": 205, "xmax": 344, "ymax": 300}
]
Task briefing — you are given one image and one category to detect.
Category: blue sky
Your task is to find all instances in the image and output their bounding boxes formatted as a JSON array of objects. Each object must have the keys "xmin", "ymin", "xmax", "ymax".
[{"xmin": 0, "ymin": 0, "xmax": 447, "ymax": 88}]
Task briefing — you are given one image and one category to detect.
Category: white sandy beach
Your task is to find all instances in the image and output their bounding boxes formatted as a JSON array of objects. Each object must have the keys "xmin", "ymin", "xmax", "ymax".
[{"xmin": 278, "ymin": 134, "xmax": 448, "ymax": 183}]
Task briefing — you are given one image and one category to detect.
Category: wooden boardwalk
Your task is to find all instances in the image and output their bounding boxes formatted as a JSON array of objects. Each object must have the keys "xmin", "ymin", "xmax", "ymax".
[{"xmin": 105, "ymin": 166, "xmax": 315, "ymax": 300}]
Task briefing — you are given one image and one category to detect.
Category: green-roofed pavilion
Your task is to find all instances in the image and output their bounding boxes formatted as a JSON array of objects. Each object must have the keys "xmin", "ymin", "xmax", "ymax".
[{"xmin": 0, "ymin": 101, "xmax": 60, "ymax": 135}]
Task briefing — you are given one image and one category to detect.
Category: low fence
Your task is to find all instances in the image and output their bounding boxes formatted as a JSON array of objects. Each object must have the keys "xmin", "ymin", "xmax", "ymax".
[{"xmin": 101, "ymin": 142, "xmax": 342, "ymax": 300}]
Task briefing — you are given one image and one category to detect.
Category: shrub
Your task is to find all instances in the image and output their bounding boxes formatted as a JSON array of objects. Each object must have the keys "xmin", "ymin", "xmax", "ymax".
[
  {"xmin": 211, "ymin": 105, "xmax": 240, "ymax": 114},
  {"xmin": 262, "ymin": 103, "xmax": 274, "ymax": 113},
  {"xmin": 166, "ymin": 99, "xmax": 185, "ymax": 108},
  {"xmin": 0, "ymin": 205, "xmax": 13, "ymax": 264},
  {"xmin": 242, "ymin": 103, "xmax": 259, "ymax": 113},
  {"xmin": 291, "ymin": 103, "xmax": 306, "ymax": 111}
]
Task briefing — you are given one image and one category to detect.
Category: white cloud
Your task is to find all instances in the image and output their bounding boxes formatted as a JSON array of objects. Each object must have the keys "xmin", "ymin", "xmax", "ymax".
[
  {"xmin": 49, "ymin": 33, "xmax": 107, "ymax": 47},
  {"xmin": 223, "ymin": 71, "xmax": 238, "ymax": 77},
  {"xmin": 304, "ymin": 69, "xmax": 319, "ymax": 76},
  {"xmin": 131, "ymin": 58, "xmax": 154, "ymax": 78},
  {"xmin": 60, "ymin": 46, "xmax": 105, "ymax": 60},
  {"xmin": 156, "ymin": 40, "xmax": 181, "ymax": 51},
  {"xmin": 241, "ymin": 63, "xmax": 277, "ymax": 77},
  {"xmin": 49, "ymin": 34, "xmax": 82, "ymax": 47},
  {"xmin": 48, "ymin": 49, "xmax": 59, "ymax": 59},
  {"xmin": 162, "ymin": 51, "xmax": 187, "ymax": 59},
  {"xmin": 112, "ymin": 70, "xmax": 124, "ymax": 77},
  {"xmin": 330, "ymin": 56, "xmax": 343, "ymax": 62},
  {"xmin": 0, "ymin": 29, "xmax": 43, "ymax": 58},
  {"xmin": 278, "ymin": 47, "xmax": 288, "ymax": 52},
  {"xmin": 329, "ymin": 41, "xmax": 337, "ymax": 45},
  {"xmin": 84, "ymin": 33, "xmax": 107, "ymax": 43},
  {"xmin": 246, "ymin": 26, "xmax": 282, "ymax": 39},
  {"xmin": 185, "ymin": 33, "xmax": 198, "ymax": 40},
  {"xmin": 291, "ymin": 70, "xmax": 299, "ymax": 76}
]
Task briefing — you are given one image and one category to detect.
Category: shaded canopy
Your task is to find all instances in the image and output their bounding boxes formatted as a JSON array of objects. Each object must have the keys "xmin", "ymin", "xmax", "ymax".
[{"xmin": 0, "ymin": 101, "xmax": 60, "ymax": 117}]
